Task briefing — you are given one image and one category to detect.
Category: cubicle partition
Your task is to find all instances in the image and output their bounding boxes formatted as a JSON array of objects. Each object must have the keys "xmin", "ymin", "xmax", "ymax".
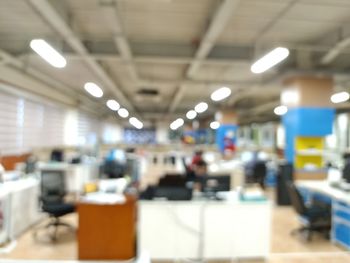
[
  {"xmin": 139, "ymin": 199, "xmax": 271, "ymax": 260},
  {"xmin": 0, "ymin": 177, "xmax": 42, "ymax": 244}
]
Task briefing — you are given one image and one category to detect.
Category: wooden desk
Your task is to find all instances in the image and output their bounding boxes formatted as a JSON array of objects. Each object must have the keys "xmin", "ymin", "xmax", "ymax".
[{"xmin": 77, "ymin": 195, "xmax": 136, "ymax": 260}]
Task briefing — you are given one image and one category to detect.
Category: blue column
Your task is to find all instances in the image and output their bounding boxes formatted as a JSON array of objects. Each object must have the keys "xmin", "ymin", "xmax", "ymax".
[
  {"xmin": 216, "ymin": 124, "xmax": 238, "ymax": 153},
  {"xmin": 282, "ymin": 107, "xmax": 335, "ymax": 163}
]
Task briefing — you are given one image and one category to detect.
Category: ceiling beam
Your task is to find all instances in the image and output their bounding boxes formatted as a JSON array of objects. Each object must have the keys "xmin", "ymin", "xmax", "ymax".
[
  {"xmin": 254, "ymin": 0, "xmax": 300, "ymax": 44},
  {"xmin": 99, "ymin": 1, "xmax": 139, "ymax": 82},
  {"xmin": 187, "ymin": 0, "xmax": 241, "ymax": 77},
  {"xmin": 239, "ymin": 101, "xmax": 279, "ymax": 116},
  {"xmin": 168, "ymin": 0, "xmax": 240, "ymax": 114},
  {"xmin": 0, "ymin": 65, "xmax": 76, "ymax": 106},
  {"xmin": 0, "ymin": 49, "xmax": 110, "ymax": 116},
  {"xmin": 21, "ymin": 52, "xmax": 252, "ymax": 66},
  {"xmin": 321, "ymin": 36, "xmax": 350, "ymax": 65},
  {"xmin": 27, "ymin": 0, "xmax": 136, "ymax": 112}
]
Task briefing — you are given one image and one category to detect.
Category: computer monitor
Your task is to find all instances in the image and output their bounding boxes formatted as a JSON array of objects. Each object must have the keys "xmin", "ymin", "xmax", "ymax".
[
  {"xmin": 154, "ymin": 187, "xmax": 192, "ymax": 201},
  {"xmin": 201, "ymin": 175, "xmax": 231, "ymax": 193},
  {"xmin": 158, "ymin": 174, "xmax": 187, "ymax": 187}
]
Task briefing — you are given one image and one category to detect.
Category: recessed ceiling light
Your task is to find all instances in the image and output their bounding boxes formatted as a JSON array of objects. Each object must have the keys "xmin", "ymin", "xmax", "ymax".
[
  {"xmin": 106, "ymin": 99, "xmax": 120, "ymax": 111},
  {"xmin": 251, "ymin": 47, "xmax": 289, "ymax": 74},
  {"xmin": 186, "ymin": 110, "xmax": 197, "ymax": 120},
  {"xmin": 331, "ymin": 91, "xmax": 350, "ymax": 103},
  {"xmin": 84, "ymin": 82, "xmax": 103, "ymax": 98},
  {"xmin": 118, "ymin": 108, "xmax": 129, "ymax": 118},
  {"xmin": 211, "ymin": 87, "xmax": 231, "ymax": 101},
  {"xmin": 30, "ymin": 39, "xmax": 66, "ymax": 68},
  {"xmin": 194, "ymin": 102, "xmax": 208, "ymax": 113},
  {"xmin": 210, "ymin": 121, "xmax": 220, "ymax": 130},
  {"xmin": 274, "ymin": 105, "xmax": 288, "ymax": 116},
  {"xmin": 129, "ymin": 117, "xmax": 143, "ymax": 129}
]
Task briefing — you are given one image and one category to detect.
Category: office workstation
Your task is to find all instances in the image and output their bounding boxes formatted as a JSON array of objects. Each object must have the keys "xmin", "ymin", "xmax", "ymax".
[{"xmin": 2, "ymin": 0, "xmax": 350, "ymax": 263}]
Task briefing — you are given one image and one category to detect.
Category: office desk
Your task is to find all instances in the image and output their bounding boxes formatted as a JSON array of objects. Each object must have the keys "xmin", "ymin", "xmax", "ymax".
[
  {"xmin": 77, "ymin": 195, "xmax": 137, "ymax": 260},
  {"xmin": 296, "ymin": 180, "xmax": 350, "ymax": 250},
  {"xmin": 139, "ymin": 197, "xmax": 271, "ymax": 260}
]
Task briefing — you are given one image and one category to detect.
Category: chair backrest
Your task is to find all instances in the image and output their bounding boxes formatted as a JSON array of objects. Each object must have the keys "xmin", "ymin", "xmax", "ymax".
[
  {"xmin": 253, "ymin": 161, "xmax": 267, "ymax": 178},
  {"xmin": 41, "ymin": 170, "xmax": 66, "ymax": 205},
  {"xmin": 50, "ymin": 149, "xmax": 64, "ymax": 162},
  {"xmin": 286, "ymin": 182, "xmax": 307, "ymax": 215}
]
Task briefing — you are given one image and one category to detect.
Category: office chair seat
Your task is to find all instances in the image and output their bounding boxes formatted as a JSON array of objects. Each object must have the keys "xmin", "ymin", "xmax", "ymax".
[
  {"xmin": 43, "ymin": 203, "xmax": 75, "ymax": 217},
  {"xmin": 304, "ymin": 206, "xmax": 330, "ymax": 220},
  {"xmin": 287, "ymin": 182, "xmax": 331, "ymax": 241}
]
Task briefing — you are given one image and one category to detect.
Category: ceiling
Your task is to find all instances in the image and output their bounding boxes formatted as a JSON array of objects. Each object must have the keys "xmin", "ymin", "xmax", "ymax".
[{"xmin": 1, "ymin": 0, "xmax": 350, "ymax": 125}]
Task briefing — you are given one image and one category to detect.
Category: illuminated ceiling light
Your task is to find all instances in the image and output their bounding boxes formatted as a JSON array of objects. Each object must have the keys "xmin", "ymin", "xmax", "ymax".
[
  {"xmin": 331, "ymin": 91, "xmax": 350, "ymax": 103},
  {"xmin": 194, "ymin": 102, "xmax": 208, "ymax": 113},
  {"xmin": 106, "ymin": 99, "xmax": 120, "ymax": 111},
  {"xmin": 84, "ymin": 82, "xmax": 103, "ymax": 98},
  {"xmin": 170, "ymin": 118, "xmax": 184, "ymax": 130},
  {"xmin": 186, "ymin": 110, "xmax": 197, "ymax": 120},
  {"xmin": 251, "ymin": 47, "xmax": 289, "ymax": 74},
  {"xmin": 30, "ymin": 39, "xmax": 66, "ymax": 68},
  {"xmin": 210, "ymin": 121, "xmax": 220, "ymax": 130},
  {"xmin": 129, "ymin": 117, "xmax": 143, "ymax": 129},
  {"xmin": 274, "ymin": 105, "xmax": 288, "ymax": 116},
  {"xmin": 211, "ymin": 87, "xmax": 232, "ymax": 101},
  {"xmin": 118, "ymin": 108, "xmax": 129, "ymax": 118}
]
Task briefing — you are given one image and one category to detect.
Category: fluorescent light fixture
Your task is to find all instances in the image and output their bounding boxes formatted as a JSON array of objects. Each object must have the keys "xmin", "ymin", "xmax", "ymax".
[
  {"xmin": 170, "ymin": 118, "xmax": 184, "ymax": 130},
  {"xmin": 331, "ymin": 91, "xmax": 350, "ymax": 103},
  {"xmin": 118, "ymin": 108, "xmax": 129, "ymax": 118},
  {"xmin": 251, "ymin": 47, "xmax": 289, "ymax": 74},
  {"xmin": 129, "ymin": 117, "xmax": 143, "ymax": 129},
  {"xmin": 30, "ymin": 39, "xmax": 66, "ymax": 68},
  {"xmin": 106, "ymin": 99, "xmax": 120, "ymax": 111},
  {"xmin": 210, "ymin": 121, "xmax": 220, "ymax": 130},
  {"xmin": 211, "ymin": 87, "xmax": 231, "ymax": 101},
  {"xmin": 186, "ymin": 110, "xmax": 197, "ymax": 120},
  {"xmin": 274, "ymin": 105, "xmax": 288, "ymax": 116},
  {"xmin": 84, "ymin": 82, "xmax": 103, "ymax": 98},
  {"xmin": 194, "ymin": 102, "xmax": 208, "ymax": 113}
]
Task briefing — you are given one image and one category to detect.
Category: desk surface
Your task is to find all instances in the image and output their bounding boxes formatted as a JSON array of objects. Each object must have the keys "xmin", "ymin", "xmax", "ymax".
[{"xmin": 296, "ymin": 180, "xmax": 350, "ymax": 203}]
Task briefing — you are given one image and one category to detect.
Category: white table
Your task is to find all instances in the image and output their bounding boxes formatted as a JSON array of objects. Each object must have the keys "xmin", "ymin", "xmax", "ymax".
[
  {"xmin": 296, "ymin": 180, "xmax": 350, "ymax": 250},
  {"xmin": 296, "ymin": 180, "xmax": 350, "ymax": 204},
  {"xmin": 138, "ymin": 196, "xmax": 271, "ymax": 260}
]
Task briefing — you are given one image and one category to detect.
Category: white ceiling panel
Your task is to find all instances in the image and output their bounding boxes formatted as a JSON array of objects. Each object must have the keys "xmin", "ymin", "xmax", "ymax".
[
  {"xmin": 137, "ymin": 62, "xmax": 186, "ymax": 81},
  {"xmin": 118, "ymin": 0, "xmax": 216, "ymax": 43}
]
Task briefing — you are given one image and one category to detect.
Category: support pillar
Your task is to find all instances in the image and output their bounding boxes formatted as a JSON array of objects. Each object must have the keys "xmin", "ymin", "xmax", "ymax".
[{"xmin": 282, "ymin": 76, "xmax": 335, "ymax": 180}]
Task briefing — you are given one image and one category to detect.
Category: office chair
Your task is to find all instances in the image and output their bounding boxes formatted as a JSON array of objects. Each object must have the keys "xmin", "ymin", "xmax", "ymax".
[
  {"xmin": 34, "ymin": 170, "xmax": 76, "ymax": 241},
  {"xmin": 246, "ymin": 161, "xmax": 267, "ymax": 189},
  {"xmin": 287, "ymin": 182, "xmax": 331, "ymax": 241},
  {"xmin": 50, "ymin": 149, "xmax": 64, "ymax": 162}
]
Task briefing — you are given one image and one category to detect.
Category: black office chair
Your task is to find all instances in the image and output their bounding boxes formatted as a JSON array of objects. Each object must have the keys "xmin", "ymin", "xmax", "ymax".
[
  {"xmin": 34, "ymin": 170, "xmax": 76, "ymax": 241},
  {"xmin": 287, "ymin": 182, "xmax": 331, "ymax": 241},
  {"xmin": 246, "ymin": 161, "xmax": 267, "ymax": 189}
]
